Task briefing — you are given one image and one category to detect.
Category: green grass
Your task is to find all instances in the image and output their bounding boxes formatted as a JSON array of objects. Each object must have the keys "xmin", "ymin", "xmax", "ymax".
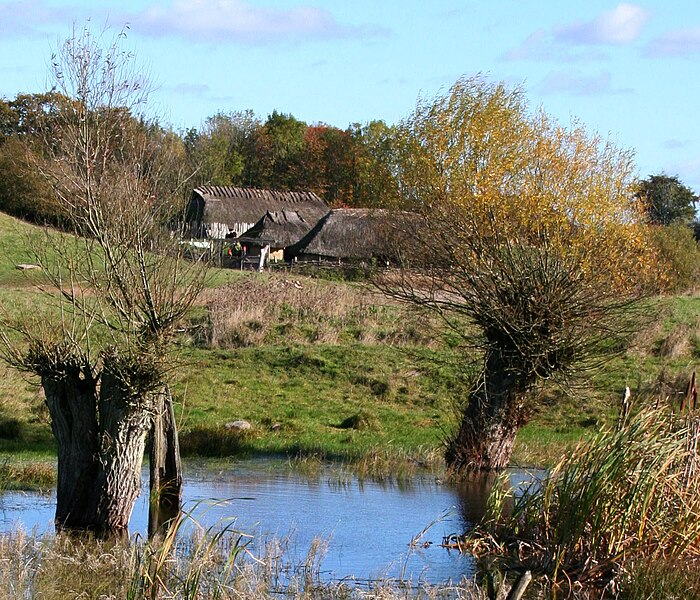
[
  {"xmin": 173, "ymin": 343, "xmax": 462, "ymax": 459},
  {"xmin": 0, "ymin": 210, "xmax": 698, "ymax": 476},
  {"xmin": 0, "ymin": 212, "xmax": 49, "ymax": 287},
  {"xmin": 2, "ymin": 212, "xmax": 700, "ymax": 597}
]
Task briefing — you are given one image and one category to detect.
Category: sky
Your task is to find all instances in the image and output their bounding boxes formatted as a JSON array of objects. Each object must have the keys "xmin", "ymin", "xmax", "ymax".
[{"xmin": 0, "ymin": 0, "xmax": 699, "ymax": 192}]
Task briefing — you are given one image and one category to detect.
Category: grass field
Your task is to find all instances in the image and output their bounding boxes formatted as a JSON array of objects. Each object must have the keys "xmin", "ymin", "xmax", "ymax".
[
  {"xmin": 0, "ymin": 210, "xmax": 697, "ymax": 482},
  {"xmin": 0, "ymin": 211, "xmax": 699, "ymax": 598}
]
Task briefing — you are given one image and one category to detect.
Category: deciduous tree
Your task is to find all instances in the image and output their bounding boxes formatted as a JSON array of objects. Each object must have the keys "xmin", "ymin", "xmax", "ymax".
[
  {"xmin": 349, "ymin": 120, "xmax": 400, "ymax": 208},
  {"xmin": 184, "ymin": 110, "xmax": 261, "ymax": 186},
  {"xmin": 377, "ymin": 76, "xmax": 658, "ymax": 473},
  {"xmin": 638, "ymin": 173, "xmax": 698, "ymax": 226},
  {"xmin": 0, "ymin": 26, "xmax": 205, "ymax": 537}
]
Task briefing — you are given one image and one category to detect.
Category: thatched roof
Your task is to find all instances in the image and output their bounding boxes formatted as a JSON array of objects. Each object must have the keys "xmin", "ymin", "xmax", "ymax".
[
  {"xmin": 187, "ymin": 186, "xmax": 329, "ymax": 237},
  {"xmin": 287, "ymin": 208, "xmax": 399, "ymax": 260},
  {"xmin": 238, "ymin": 210, "xmax": 314, "ymax": 248}
]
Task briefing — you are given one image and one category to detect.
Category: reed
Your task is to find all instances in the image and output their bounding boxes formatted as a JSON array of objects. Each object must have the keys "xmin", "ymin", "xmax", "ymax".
[
  {"xmin": 466, "ymin": 403, "xmax": 700, "ymax": 590},
  {"xmin": 0, "ymin": 524, "xmax": 488, "ymax": 599},
  {"xmin": 349, "ymin": 446, "xmax": 443, "ymax": 483},
  {"xmin": 0, "ymin": 458, "xmax": 54, "ymax": 490}
]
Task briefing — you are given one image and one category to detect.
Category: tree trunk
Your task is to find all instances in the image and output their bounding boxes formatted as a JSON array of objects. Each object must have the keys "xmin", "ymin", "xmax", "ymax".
[
  {"xmin": 43, "ymin": 367, "xmax": 100, "ymax": 531},
  {"xmin": 92, "ymin": 368, "xmax": 154, "ymax": 537},
  {"xmin": 446, "ymin": 353, "xmax": 531, "ymax": 473},
  {"xmin": 41, "ymin": 360, "xmax": 155, "ymax": 538},
  {"xmin": 148, "ymin": 386, "xmax": 182, "ymax": 538}
]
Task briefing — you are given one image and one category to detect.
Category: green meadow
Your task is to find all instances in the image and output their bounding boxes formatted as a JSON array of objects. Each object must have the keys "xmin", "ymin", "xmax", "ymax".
[{"xmin": 0, "ymin": 210, "xmax": 696, "ymax": 481}]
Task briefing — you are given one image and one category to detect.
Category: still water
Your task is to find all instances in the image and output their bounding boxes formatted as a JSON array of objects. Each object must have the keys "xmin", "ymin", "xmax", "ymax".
[{"xmin": 0, "ymin": 460, "xmax": 539, "ymax": 585}]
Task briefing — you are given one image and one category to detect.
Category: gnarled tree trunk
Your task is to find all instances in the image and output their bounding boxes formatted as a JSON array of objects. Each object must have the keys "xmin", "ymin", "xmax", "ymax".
[
  {"xmin": 41, "ymin": 354, "xmax": 157, "ymax": 538},
  {"xmin": 91, "ymin": 368, "xmax": 155, "ymax": 537},
  {"xmin": 446, "ymin": 353, "xmax": 532, "ymax": 472},
  {"xmin": 43, "ymin": 365, "xmax": 100, "ymax": 531}
]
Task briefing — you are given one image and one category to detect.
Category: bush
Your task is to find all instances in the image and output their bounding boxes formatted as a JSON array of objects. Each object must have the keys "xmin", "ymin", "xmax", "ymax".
[
  {"xmin": 0, "ymin": 137, "xmax": 65, "ymax": 226},
  {"xmin": 0, "ymin": 418, "xmax": 23, "ymax": 439},
  {"xmin": 652, "ymin": 223, "xmax": 700, "ymax": 292},
  {"xmin": 179, "ymin": 425, "xmax": 252, "ymax": 457}
]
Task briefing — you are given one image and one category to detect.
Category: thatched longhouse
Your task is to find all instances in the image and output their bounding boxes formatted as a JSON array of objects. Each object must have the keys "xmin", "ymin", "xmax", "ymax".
[
  {"xmin": 238, "ymin": 210, "xmax": 315, "ymax": 263},
  {"xmin": 186, "ymin": 186, "xmax": 329, "ymax": 239},
  {"xmin": 286, "ymin": 208, "xmax": 398, "ymax": 263}
]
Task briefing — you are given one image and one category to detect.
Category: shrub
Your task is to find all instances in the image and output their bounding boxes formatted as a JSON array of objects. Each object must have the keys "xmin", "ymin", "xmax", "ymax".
[
  {"xmin": 179, "ymin": 426, "xmax": 252, "ymax": 457},
  {"xmin": 652, "ymin": 223, "xmax": 700, "ymax": 293},
  {"xmin": 0, "ymin": 137, "xmax": 65, "ymax": 227}
]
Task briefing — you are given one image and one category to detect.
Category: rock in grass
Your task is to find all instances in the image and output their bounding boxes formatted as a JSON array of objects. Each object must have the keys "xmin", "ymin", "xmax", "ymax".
[{"xmin": 225, "ymin": 420, "xmax": 251, "ymax": 431}]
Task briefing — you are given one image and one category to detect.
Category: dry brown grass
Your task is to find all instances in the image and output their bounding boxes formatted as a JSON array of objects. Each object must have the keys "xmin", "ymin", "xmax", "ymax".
[
  {"xmin": 628, "ymin": 297, "xmax": 700, "ymax": 360},
  {"xmin": 0, "ymin": 528, "xmax": 488, "ymax": 599},
  {"xmin": 198, "ymin": 274, "xmax": 438, "ymax": 349},
  {"xmin": 656, "ymin": 320, "xmax": 700, "ymax": 358}
]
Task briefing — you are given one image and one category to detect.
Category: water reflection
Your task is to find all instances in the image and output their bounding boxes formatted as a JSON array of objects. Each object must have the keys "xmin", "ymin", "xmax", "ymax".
[
  {"xmin": 0, "ymin": 460, "xmax": 540, "ymax": 584},
  {"xmin": 453, "ymin": 468, "xmax": 545, "ymax": 527}
]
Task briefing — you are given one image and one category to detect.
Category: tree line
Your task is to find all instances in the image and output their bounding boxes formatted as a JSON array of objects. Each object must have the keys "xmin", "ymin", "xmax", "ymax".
[
  {"xmin": 1, "ymin": 91, "xmax": 697, "ymax": 237},
  {"xmin": 0, "ymin": 93, "xmax": 400, "ymax": 227}
]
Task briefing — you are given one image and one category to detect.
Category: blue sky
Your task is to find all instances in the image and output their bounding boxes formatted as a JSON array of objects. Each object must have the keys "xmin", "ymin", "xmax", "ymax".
[{"xmin": 1, "ymin": 0, "xmax": 699, "ymax": 191}]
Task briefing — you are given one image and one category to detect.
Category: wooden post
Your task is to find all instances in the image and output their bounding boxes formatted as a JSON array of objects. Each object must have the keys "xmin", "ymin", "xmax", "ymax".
[
  {"xmin": 506, "ymin": 571, "xmax": 532, "ymax": 600},
  {"xmin": 148, "ymin": 386, "xmax": 182, "ymax": 539},
  {"xmin": 690, "ymin": 369, "xmax": 697, "ymax": 412}
]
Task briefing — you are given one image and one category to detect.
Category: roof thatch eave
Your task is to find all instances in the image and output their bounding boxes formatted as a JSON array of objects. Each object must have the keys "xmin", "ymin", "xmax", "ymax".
[
  {"xmin": 287, "ymin": 208, "xmax": 400, "ymax": 260},
  {"xmin": 238, "ymin": 210, "xmax": 316, "ymax": 248}
]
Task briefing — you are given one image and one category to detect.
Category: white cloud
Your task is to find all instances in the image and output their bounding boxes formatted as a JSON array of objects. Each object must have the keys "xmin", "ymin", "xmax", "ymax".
[
  {"xmin": 504, "ymin": 3, "xmax": 649, "ymax": 64},
  {"xmin": 503, "ymin": 30, "xmax": 607, "ymax": 62},
  {"xmin": 134, "ymin": 0, "xmax": 385, "ymax": 43},
  {"xmin": 664, "ymin": 138, "xmax": 693, "ymax": 150},
  {"xmin": 0, "ymin": 0, "xmax": 385, "ymax": 45},
  {"xmin": 169, "ymin": 83, "xmax": 211, "ymax": 96},
  {"xmin": 555, "ymin": 3, "xmax": 650, "ymax": 45},
  {"xmin": 0, "ymin": 0, "xmax": 77, "ymax": 37},
  {"xmin": 537, "ymin": 70, "xmax": 632, "ymax": 97},
  {"xmin": 645, "ymin": 27, "xmax": 700, "ymax": 57}
]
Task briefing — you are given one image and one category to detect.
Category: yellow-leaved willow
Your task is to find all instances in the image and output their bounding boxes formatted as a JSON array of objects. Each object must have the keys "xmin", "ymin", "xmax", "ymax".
[{"xmin": 376, "ymin": 75, "xmax": 659, "ymax": 473}]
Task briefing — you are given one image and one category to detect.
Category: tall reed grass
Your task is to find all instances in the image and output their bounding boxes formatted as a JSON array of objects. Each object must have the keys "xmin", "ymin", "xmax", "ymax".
[
  {"xmin": 465, "ymin": 403, "xmax": 700, "ymax": 591},
  {"xmin": 0, "ymin": 458, "xmax": 54, "ymax": 490},
  {"xmin": 0, "ymin": 521, "xmax": 488, "ymax": 599},
  {"xmin": 288, "ymin": 446, "xmax": 444, "ymax": 487}
]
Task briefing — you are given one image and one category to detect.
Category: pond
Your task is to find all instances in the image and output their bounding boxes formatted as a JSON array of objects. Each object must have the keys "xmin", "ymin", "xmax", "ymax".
[{"xmin": 0, "ymin": 459, "xmax": 540, "ymax": 585}]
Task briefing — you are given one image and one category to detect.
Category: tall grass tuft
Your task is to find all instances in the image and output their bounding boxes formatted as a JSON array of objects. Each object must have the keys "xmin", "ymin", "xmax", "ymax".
[
  {"xmin": 127, "ymin": 503, "xmax": 250, "ymax": 600},
  {"xmin": 0, "ymin": 458, "xmax": 55, "ymax": 490},
  {"xmin": 179, "ymin": 425, "xmax": 253, "ymax": 457},
  {"xmin": 466, "ymin": 403, "xmax": 700, "ymax": 589}
]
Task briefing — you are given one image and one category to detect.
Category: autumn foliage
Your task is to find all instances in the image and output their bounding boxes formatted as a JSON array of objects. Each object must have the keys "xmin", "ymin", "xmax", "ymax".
[{"xmin": 378, "ymin": 76, "xmax": 659, "ymax": 472}]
